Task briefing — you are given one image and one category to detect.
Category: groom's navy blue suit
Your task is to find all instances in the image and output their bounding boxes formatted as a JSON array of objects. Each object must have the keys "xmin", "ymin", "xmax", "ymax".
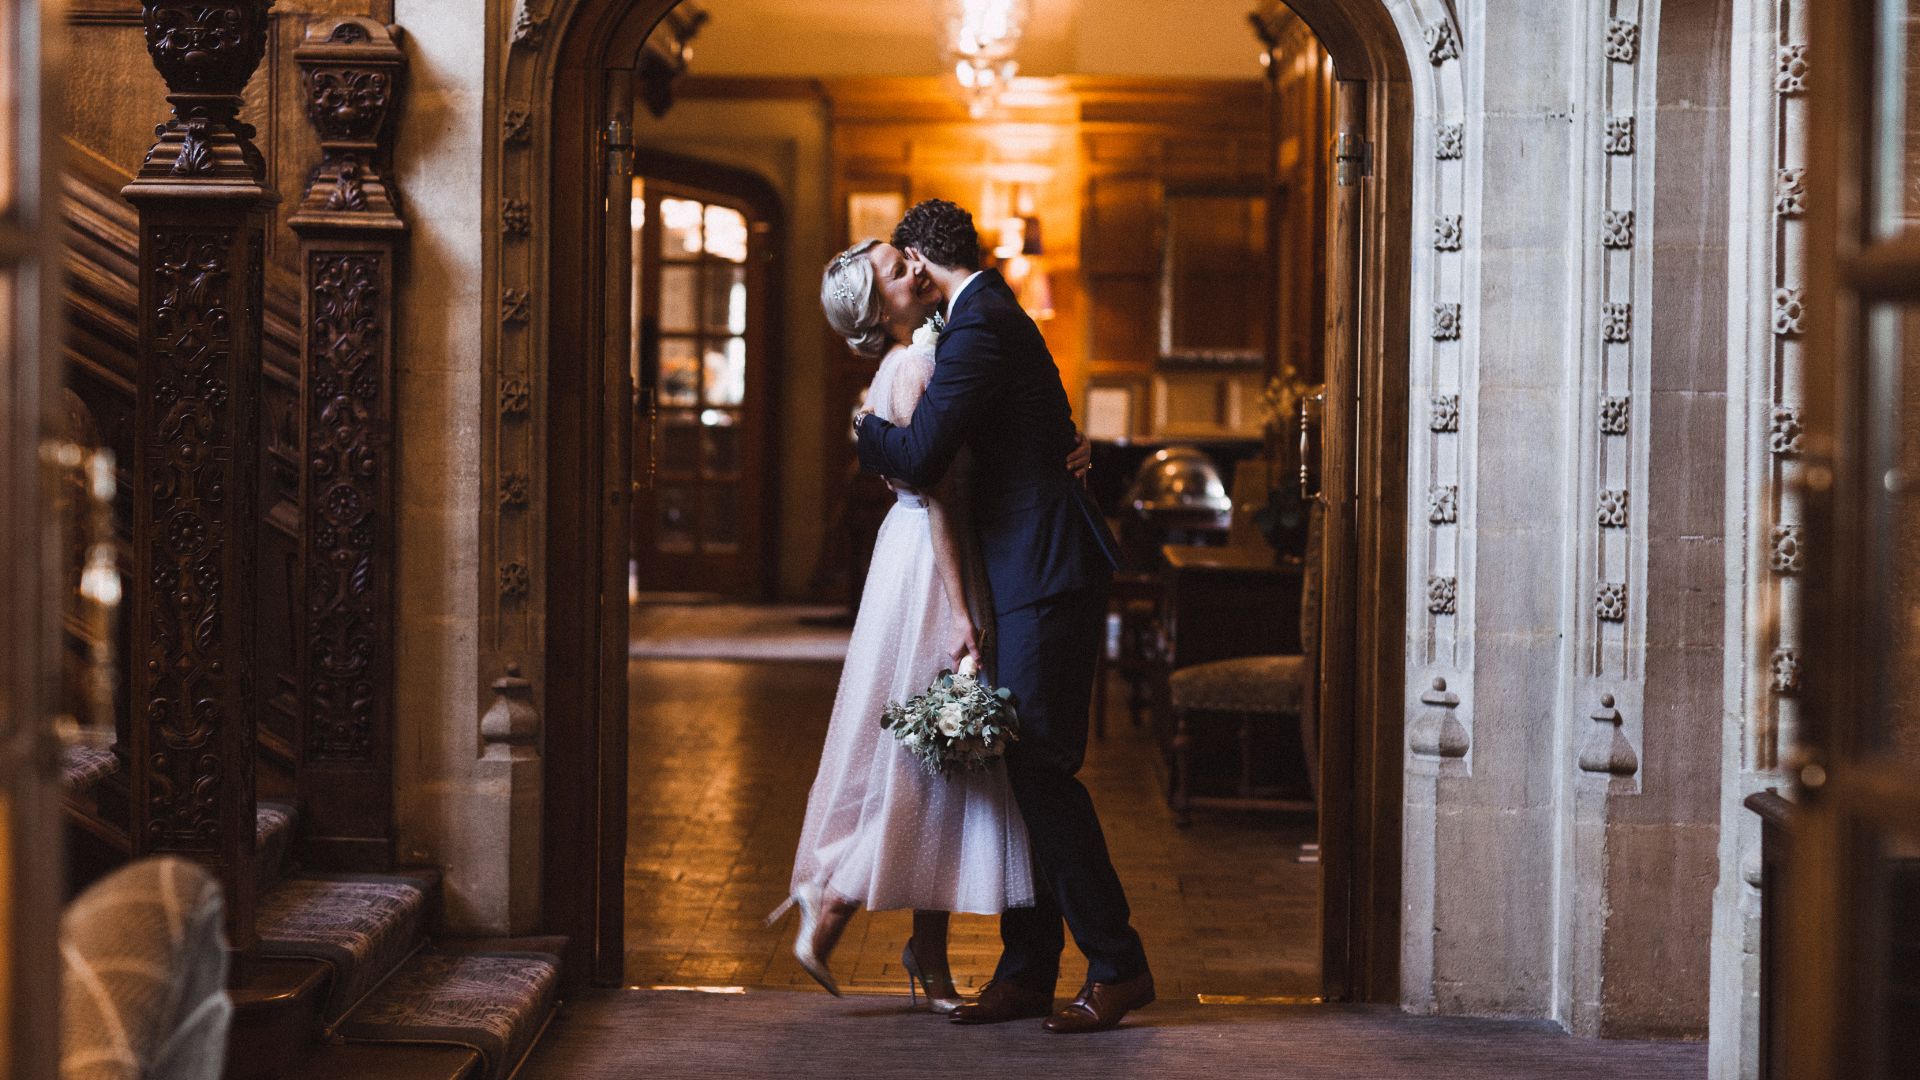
[{"xmin": 856, "ymin": 269, "xmax": 1150, "ymax": 990}]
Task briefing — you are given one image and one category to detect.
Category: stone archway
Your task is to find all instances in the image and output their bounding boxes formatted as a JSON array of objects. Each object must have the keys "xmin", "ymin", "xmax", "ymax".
[{"xmin": 492, "ymin": 0, "xmax": 1460, "ymax": 995}]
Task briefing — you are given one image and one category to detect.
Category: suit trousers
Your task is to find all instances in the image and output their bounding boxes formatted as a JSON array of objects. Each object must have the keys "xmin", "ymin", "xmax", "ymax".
[{"xmin": 990, "ymin": 583, "xmax": 1150, "ymax": 990}]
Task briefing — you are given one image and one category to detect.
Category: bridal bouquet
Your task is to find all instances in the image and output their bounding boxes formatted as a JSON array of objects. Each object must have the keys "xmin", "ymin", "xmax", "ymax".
[{"xmin": 880, "ymin": 656, "xmax": 1019, "ymax": 778}]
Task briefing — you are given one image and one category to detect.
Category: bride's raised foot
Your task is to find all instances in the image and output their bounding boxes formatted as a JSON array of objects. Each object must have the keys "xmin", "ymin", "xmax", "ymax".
[{"xmin": 784, "ymin": 882, "xmax": 857, "ymax": 997}]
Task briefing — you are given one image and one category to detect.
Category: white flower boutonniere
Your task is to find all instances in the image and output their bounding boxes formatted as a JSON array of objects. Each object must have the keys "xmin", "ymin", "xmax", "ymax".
[{"xmin": 912, "ymin": 313, "xmax": 944, "ymax": 349}]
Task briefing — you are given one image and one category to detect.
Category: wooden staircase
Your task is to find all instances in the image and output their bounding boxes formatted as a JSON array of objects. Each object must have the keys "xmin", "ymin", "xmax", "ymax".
[
  {"xmin": 62, "ymin": 748, "xmax": 562, "ymax": 1080},
  {"xmin": 54, "ymin": 12, "xmax": 565, "ymax": 1072}
]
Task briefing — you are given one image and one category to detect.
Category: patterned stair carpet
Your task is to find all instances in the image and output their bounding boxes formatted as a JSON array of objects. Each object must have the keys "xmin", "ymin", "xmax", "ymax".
[
  {"xmin": 257, "ymin": 873, "xmax": 433, "ymax": 1022},
  {"xmin": 58, "ymin": 742, "xmax": 118, "ymax": 792},
  {"xmin": 255, "ymin": 799, "xmax": 297, "ymax": 891},
  {"xmin": 338, "ymin": 951, "xmax": 560, "ymax": 1080},
  {"xmin": 520, "ymin": 989, "xmax": 1706, "ymax": 1080}
]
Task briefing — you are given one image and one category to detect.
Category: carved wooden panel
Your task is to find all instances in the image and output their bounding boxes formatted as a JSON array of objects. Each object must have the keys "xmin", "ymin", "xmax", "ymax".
[
  {"xmin": 127, "ymin": 214, "xmax": 268, "ymax": 945},
  {"xmin": 288, "ymin": 17, "xmax": 404, "ymax": 868},
  {"xmin": 303, "ymin": 249, "xmax": 386, "ymax": 763}
]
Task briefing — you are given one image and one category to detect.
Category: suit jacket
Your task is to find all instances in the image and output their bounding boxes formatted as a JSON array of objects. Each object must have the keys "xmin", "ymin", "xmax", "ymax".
[{"xmin": 856, "ymin": 270, "xmax": 1122, "ymax": 614}]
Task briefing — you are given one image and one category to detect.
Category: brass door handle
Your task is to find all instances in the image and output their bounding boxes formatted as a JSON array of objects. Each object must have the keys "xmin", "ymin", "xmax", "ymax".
[{"xmin": 1298, "ymin": 391, "xmax": 1324, "ymax": 503}]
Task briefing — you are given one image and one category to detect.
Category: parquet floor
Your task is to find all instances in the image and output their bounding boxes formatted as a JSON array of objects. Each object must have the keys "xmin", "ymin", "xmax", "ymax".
[{"xmin": 623, "ymin": 652, "xmax": 1320, "ymax": 1001}]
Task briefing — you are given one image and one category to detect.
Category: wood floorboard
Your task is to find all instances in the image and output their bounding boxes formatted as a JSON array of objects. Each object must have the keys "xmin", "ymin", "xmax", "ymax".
[{"xmin": 621, "ymin": 652, "xmax": 1319, "ymax": 1001}]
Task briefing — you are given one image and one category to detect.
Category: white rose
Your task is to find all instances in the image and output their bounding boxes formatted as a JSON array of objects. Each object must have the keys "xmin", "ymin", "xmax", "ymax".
[
  {"xmin": 936, "ymin": 703, "xmax": 966, "ymax": 738},
  {"xmin": 912, "ymin": 318, "xmax": 941, "ymax": 349}
]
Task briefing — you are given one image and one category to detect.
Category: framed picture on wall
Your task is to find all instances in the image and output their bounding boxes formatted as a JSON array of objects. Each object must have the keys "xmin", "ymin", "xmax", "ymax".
[
  {"xmin": 1084, "ymin": 383, "xmax": 1137, "ymax": 441},
  {"xmin": 848, "ymin": 192, "xmax": 905, "ymax": 246}
]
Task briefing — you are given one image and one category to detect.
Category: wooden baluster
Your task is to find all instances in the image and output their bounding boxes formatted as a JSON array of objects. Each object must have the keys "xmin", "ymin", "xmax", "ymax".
[
  {"xmin": 122, "ymin": 0, "xmax": 277, "ymax": 956},
  {"xmin": 288, "ymin": 17, "xmax": 407, "ymax": 869}
]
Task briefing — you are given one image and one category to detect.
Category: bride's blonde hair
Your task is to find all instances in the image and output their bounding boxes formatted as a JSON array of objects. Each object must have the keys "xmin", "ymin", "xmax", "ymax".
[{"xmin": 821, "ymin": 239, "xmax": 890, "ymax": 359}]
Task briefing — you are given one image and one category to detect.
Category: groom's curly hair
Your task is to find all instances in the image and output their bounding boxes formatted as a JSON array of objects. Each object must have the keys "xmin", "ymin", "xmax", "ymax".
[{"xmin": 892, "ymin": 199, "xmax": 982, "ymax": 271}]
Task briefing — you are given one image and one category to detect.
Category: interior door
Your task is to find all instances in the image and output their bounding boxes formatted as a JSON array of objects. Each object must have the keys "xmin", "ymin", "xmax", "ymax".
[
  {"xmin": 2, "ymin": 0, "xmax": 65, "ymax": 1070},
  {"xmin": 1789, "ymin": 1, "xmax": 1920, "ymax": 1075},
  {"xmin": 629, "ymin": 177, "xmax": 769, "ymax": 599}
]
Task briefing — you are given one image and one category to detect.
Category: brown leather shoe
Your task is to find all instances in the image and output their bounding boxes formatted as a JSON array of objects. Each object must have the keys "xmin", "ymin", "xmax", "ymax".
[
  {"xmin": 1042, "ymin": 972, "xmax": 1155, "ymax": 1033},
  {"xmin": 948, "ymin": 980, "xmax": 1053, "ymax": 1025}
]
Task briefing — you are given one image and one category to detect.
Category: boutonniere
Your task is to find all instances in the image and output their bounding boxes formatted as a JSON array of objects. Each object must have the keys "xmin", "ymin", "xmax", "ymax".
[{"xmin": 912, "ymin": 313, "xmax": 945, "ymax": 348}]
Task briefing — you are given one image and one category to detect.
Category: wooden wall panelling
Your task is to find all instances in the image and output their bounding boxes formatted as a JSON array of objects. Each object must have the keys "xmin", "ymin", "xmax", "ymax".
[
  {"xmin": 122, "ymin": 0, "xmax": 277, "ymax": 957},
  {"xmin": 288, "ymin": 16, "xmax": 406, "ymax": 869}
]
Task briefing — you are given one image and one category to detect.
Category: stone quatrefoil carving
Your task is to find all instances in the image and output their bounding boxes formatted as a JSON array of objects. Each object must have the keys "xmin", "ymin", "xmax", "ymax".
[
  {"xmin": 503, "ymin": 198, "xmax": 531, "ymax": 236},
  {"xmin": 1424, "ymin": 21, "xmax": 1460, "ymax": 65},
  {"xmin": 1773, "ymin": 288, "xmax": 1805, "ymax": 336},
  {"xmin": 1428, "ymin": 485, "xmax": 1459, "ymax": 525},
  {"xmin": 1776, "ymin": 45, "xmax": 1809, "ymax": 95},
  {"xmin": 1598, "ymin": 489, "xmax": 1629, "ymax": 528},
  {"xmin": 1602, "ymin": 302, "xmax": 1631, "ymax": 344},
  {"xmin": 1433, "ymin": 214, "xmax": 1463, "ymax": 252},
  {"xmin": 501, "ymin": 287, "xmax": 531, "ymax": 325},
  {"xmin": 1427, "ymin": 576, "xmax": 1458, "ymax": 616},
  {"xmin": 1435, "ymin": 123, "xmax": 1465, "ymax": 161},
  {"xmin": 1770, "ymin": 523, "xmax": 1804, "ymax": 574},
  {"xmin": 1770, "ymin": 648, "xmax": 1801, "ymax": 694},
  {"xmin": 499, "ymin": 470, "xmax": 530, "ymax": 507},
  {"xmin": 500, "ymin": 561, "xmax": 530, "ymax": 599},
  {"xmin": 1602, "ymin": 210, "xmax": 1635, "ymax": 249},
  {"xmin": 504, "ymin": 104, "xmax": 533, "ymax": 144},
  {"xmin": 1769, "ymin": 405, "xmax": 1804, "ymax": 456},
  {"xmin": 1605, "ymin": 19, "xmax": 1639, "ymax": 63},
  {"xmin": 1432, "ymin": 302, "xmax": 1462, "ymax": 341},
  {"xmin": 499, "ymin": 378, "xmax": 532, "ymax": 417},
  {"xmin": 1775, "ymin": 169, "xmax": 1806, "ymax": 217},
  {"xmin": 1430, "ymin": 393, "xmax": 1460, "ymax": 433},
  {"xmin": 1600, "ymin": 396, "xmax": 1631, "ymax": 436},
  {"xmin": 1603, "ymin": 115, "xmax": 1634, "ymax": 156},
  {"xmin": 512, "ymin": 0, "xmax": 548, "ymax": 47},
  {"xmin": 1595, "ymin": 582, "xmax": 1628, "ymax": 623}
]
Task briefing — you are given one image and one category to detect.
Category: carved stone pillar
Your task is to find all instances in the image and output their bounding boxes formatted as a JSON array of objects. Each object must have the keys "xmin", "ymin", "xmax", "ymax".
[
  {"xmin": 288, "ymin": 17, "xmax": 406, "ymax": 869},
  {"xmin": 122, "ymin": 0, "xmax": 277, "ymax": 953}
]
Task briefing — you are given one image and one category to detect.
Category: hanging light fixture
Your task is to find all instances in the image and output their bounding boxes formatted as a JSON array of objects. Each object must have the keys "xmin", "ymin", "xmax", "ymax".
[{"xmin": 939, "ymin": 0, "xmax": 1030, "ymax": 118}]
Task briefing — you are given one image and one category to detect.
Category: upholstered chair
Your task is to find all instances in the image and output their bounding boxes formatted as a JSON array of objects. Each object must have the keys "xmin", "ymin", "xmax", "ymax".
[
  {"xmin": 1164, "ymin": 500, "xmax": 1323, "ymax": 825},
  {"xmin": 61, "ymin": 857, "xmax": 231, "ymax": 1080}
]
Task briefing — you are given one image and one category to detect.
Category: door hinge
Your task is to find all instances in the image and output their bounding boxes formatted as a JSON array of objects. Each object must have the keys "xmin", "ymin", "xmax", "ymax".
[
  {"xmin": 1335, "ymin": 132, "xmax": 1372, "ymax": 187},
  {"xmin": 605, "ymin": 115, "xmax": 634, "ymax": 176}
]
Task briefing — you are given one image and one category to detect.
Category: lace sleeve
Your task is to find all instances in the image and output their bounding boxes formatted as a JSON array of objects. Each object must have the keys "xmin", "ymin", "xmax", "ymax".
[{"xmin": 885, "ymin": 342, "xmax": 938, "ymax": 428}]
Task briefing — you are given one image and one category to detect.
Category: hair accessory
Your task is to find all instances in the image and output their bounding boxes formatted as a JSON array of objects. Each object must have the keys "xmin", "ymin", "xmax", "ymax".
[{"xmin": 831, "ymin": 278, "xmax": 859, "ymax": 305}]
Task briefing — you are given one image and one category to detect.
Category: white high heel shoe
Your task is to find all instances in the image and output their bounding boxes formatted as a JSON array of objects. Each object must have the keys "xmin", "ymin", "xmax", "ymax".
[{"xmin": 766, "ymin": 881, "xmax": 842, "ymax": 996}]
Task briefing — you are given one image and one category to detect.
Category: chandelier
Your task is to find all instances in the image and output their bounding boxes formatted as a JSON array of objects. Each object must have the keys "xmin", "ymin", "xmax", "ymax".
[{"xmin": 939, "ymin": 0, "xmax": 1030, "ymax": 117}]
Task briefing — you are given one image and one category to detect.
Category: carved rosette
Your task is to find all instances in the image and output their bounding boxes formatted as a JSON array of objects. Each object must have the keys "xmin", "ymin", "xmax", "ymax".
[{"xmin": 290, "ymin": 19, "xmax": 406, "ymax": 231}]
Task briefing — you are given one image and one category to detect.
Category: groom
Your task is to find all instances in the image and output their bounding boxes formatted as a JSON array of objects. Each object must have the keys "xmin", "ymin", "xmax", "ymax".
[{"xmin": 855, "ymin": 199, "xmax": 1154, "ymax": 1033}]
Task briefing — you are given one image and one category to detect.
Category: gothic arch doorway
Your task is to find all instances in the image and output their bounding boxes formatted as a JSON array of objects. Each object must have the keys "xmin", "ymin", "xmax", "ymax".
[{"xmin": 536, "ymin": 0, "xmax": 1420, "ymax": 1002}]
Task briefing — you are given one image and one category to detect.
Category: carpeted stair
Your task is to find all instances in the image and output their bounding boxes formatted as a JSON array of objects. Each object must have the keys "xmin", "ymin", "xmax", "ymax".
[
  {"xmin": 336, "ymin": 950, "xmax": 560, "ymax": 1080},
  {"xmin": 257, "ymin": 871, "xmax": 439, "ymax": 1026}
]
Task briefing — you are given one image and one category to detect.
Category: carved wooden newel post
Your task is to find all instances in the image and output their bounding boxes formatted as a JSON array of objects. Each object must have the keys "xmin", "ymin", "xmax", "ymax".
[
  {"xmin": 123, "ymin": 0, "xmax": 277, "ymax": 953},
  {"xmin": 289, "ymin": 17, "xmax": 406, "ymax": 869}
]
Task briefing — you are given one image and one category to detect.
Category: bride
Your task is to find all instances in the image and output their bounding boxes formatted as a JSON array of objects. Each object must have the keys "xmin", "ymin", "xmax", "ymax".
[{"xmin": 772, "ymin": 238, "xmax": 1088, "ymax": 1010}]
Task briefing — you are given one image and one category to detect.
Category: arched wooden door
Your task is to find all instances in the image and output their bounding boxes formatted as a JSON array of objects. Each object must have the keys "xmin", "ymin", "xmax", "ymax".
[{"xmin": 628, "ymin": 158, "xmax": 782, "ymax": 600}]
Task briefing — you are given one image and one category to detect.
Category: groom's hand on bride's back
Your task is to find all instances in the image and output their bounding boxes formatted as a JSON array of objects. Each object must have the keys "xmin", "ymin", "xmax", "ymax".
[{"xmin": 1066, "ymin": 427, "xmax": 1092, "ymax": 480}]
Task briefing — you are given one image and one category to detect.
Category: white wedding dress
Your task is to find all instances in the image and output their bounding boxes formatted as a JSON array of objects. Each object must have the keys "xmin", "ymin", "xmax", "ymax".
[{"xmin": 788, "ymin": 338, "xmax": 1035, "ymax": 914}]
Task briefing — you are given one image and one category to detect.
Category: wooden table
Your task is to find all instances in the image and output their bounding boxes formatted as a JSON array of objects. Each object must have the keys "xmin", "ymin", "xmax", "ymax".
[{"xmin": 1159, "ymin": 543, "xmax": 1304, "ymax": 670}]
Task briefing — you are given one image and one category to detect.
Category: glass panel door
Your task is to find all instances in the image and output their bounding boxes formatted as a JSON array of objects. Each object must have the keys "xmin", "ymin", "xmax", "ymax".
[
  {"xmin": 1790, "ymin": 3, "xmax": 1920, "ymax": 1076},
  {"xmin": 629, "ymin": 178, "xmax": 767, "ymax": 598}
]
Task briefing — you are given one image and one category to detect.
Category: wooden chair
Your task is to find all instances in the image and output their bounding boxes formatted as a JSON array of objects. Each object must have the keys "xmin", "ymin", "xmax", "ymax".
[{"xmin": 1165, "ymin": 501, "xmax": 1322, "ymax": 825}]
